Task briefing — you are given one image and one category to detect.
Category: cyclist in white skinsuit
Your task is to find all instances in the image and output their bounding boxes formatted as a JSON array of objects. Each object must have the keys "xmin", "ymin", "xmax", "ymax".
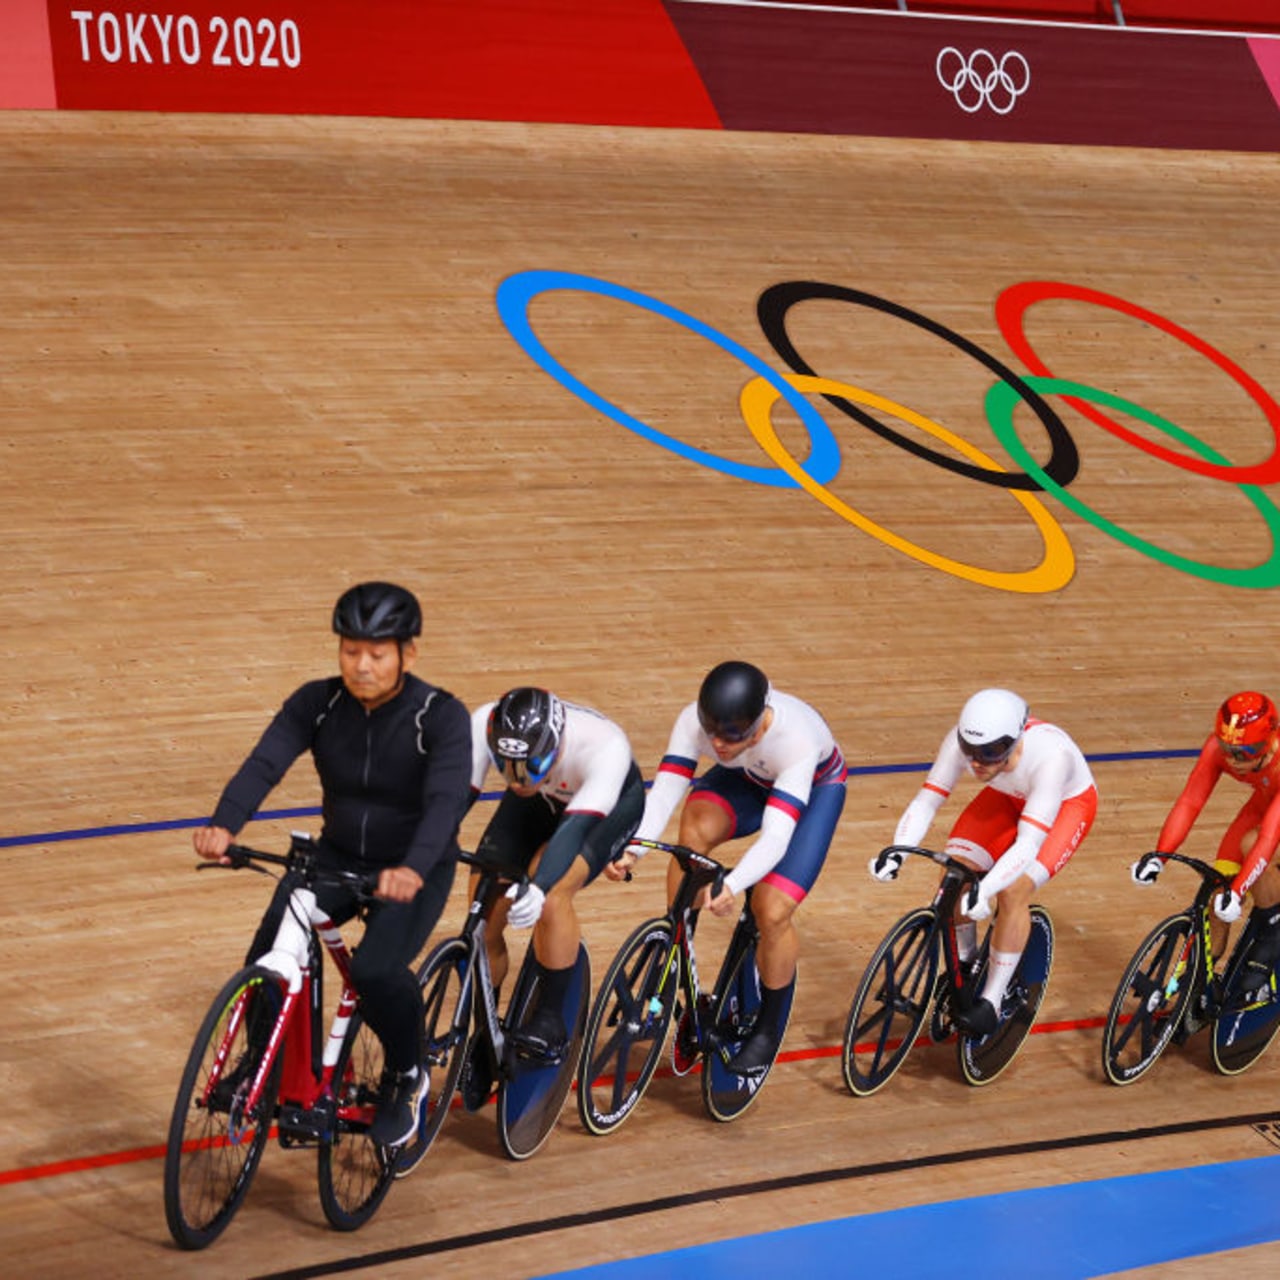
[
  {"xmin": 884, "ymin": 688, "xmax": 1097, "ymax": 1036},
  {"xmin": 610, "ymin": 661, "xmax": 847, "ymax": 1074}
]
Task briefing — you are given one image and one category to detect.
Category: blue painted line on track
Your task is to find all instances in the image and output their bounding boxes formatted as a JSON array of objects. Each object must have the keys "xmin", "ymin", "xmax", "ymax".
[
  {"xmin": 0, "ymin": 748, "xmax": 1201, "ymax": 850},
  {"xmin": 542, "ymin": 1153, "xmax": 1280, "ymax": 1279}
]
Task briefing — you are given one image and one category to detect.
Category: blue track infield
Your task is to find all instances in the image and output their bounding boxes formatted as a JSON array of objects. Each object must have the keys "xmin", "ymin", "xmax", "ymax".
[{"xmin": 542, "ymin": 1152, "xmax": 1280, "ymax": 1279}]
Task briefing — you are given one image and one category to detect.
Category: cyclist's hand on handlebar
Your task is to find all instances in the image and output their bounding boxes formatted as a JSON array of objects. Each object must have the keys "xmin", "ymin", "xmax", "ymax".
[
  {"xmin": 604, "ymin": 849, "xmax": 638, "ymax": 882},
  {"xmin": 706, "ymin": 882, "xmax": 737, "ymax": 918},
  {"xmin": 193, "ymin": 825, "xmax": 235, "ymax": 863},
  {"xmin": 1214, "ymin": 888, "xmax": 1243, "ymax": 924},
  {"xmin": 962, "ymin": 882, "xmax": 993, "ymax": 922},
  {"xmin": 377, "ymin": 865, "xmax": 424, "ymax": 903},
  {"xmin": 1131, "ymin": 853, "xmax": 1164, "ymax": 886},
  {"xmin": 506, "ymin": 882, "xmax": 545, "ymax": 928},
  {"xmin": 869, "ymin": 849, "xmax": 904, "ymax": 882}
]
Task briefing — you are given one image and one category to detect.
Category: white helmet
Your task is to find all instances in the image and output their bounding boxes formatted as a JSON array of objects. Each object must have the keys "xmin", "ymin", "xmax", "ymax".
[{"xmin": 956, "ymin": 688, "xmax": 1027, "ymax": 765}]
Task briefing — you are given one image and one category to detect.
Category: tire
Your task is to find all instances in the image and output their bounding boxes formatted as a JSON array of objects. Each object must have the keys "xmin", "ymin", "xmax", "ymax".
[
  {"xmin": 1212, "ymin": 917, "xmax": 1280, "ymax": 1076},
  {"xmin": 841, "ymin": 907, "xmax": 939, "ymax": 1097},
  {"xmin": 959, "ymin": 906, "xmax": 1054, "ymax": 1087},
  {"xmin": 1101, "ymin": 912, "xmax": 1197, "ymax": 1086},
  {"xmin": 577, "ymin": 917, "xmax": 678, "ymax": 1137},
  {"xmin": 498, "ymin": 943, "xmax": 591, "ymax": 1160},
  {"xmin": 163, "ymin": 966, "xmax": 284, "ymax": 1250},
  {"xmin": 317, "ymin": 1012, "xmax": 397, "ymax": 1231},
  {"xmin": 701, "ymin": 928, "xmax": 794, "ymax": 1123},
  {"xmin": 395, "ymin": 938, "xmax": 472, "ymax": 1178}
]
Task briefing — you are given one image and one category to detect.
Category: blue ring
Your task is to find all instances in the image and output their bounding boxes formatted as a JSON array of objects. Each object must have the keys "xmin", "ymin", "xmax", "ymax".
[{"xmin": 496, "ymin": 270, "xmax": 841, "ymax": 488}]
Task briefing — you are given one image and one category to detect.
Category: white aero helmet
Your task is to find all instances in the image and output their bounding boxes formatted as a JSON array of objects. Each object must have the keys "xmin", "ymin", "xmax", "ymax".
[{"xmin": 956, "ymin": 688, "xmax": 1028, "ymax": 766}]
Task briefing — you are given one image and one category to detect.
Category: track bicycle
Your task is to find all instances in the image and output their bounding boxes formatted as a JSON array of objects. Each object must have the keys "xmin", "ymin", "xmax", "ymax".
[
  {"xmin": 164, "ymin": 834, "xmax": 399, "ymax": 1251},
  {"xmin": 1102, "ymin": 851, "xmax": 1280, "ymax": 1084},
  {"xmin": 394, "ymin": 847, "xmax": 590, "ymax": 1170},
  {"xmin": 576, "ymin": 838, "xmax": 795, "ymax": 1133},
  {"xmin": 841, "ymin": 844, "xmax": 1055, "ymax": 1095}
]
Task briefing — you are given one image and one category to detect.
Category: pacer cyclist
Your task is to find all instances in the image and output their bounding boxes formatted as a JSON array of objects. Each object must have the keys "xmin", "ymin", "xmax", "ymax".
[
  {"xmin": 607, "ymin": 660, "xmax": 847, "ymax": 1075},
  {"xmin": 1133, "ymin": 691, "xmax": 1280, "ymax": 1007},
  {"xmin": 191, "ymin": 582, "xmax": 474, "ymax": 1148},
  {"xmin": 883, "ymin": 688, "xmax": 1097, "ymax": 1037},
  {"xmin": 460, "ymin": 687, "xmax": 645, "ymax": 1104}
]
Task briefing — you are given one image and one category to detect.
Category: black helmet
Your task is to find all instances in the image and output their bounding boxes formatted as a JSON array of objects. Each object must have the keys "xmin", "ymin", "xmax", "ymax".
[
  {"xmin": 486, "ymin": 687, "xmax": 566, "ymax": 787},
  {"xmin": 331, "ymin": 582, "xmax": 422, "ymax": 642},
  {"xmin": 697, "ymin": 661, "xmax": 770, "ymax": 743}
]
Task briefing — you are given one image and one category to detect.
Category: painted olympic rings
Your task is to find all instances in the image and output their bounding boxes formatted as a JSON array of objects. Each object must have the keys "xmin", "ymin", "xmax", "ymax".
[
  {"xmin": 936, "ymin": 47, "xmax": 1031, "ymax": 115},
  {"xmin": 756, "ymin": 280, "xmax": 1078, "ymax": 490},
  {"xmin": 985, "ymin": 376, "xmax": 1280, "ymax": 588},
  {"xmin": 740, "ymin": 374, "xmax": 1074, "ymax": 594},
  {"xmin": 495, "ymin": 269, "xmax": 841, "ymax": 488},
  {"xmin": 497, "ymin": 268, "xmax": 1280, "ymax": 594},
  {"xmin": 995, "ymin": 281, "xmax": 1280, "ymax": 486}
]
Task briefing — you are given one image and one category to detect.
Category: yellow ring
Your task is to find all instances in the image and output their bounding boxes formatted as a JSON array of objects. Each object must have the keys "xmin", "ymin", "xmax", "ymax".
[{"xmin": 739, "ymin": 373, "xmax": 1075, "ymax": 594}]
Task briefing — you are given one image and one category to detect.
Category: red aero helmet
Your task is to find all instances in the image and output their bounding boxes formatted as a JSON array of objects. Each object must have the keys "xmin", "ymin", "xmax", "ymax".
[{"xmin": 1215, "ymin": 691, "xmax": 1279, "ymax": 761}]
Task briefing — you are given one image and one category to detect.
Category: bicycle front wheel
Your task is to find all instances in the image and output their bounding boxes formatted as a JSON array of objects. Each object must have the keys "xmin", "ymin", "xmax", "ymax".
[
  {"xmin": 317, "ymin": 1012, "xmax": 396, "ymax": 1231},
  {"xmin": 396, "ymin": 937, "xmax": 471, "ymax": 1178},
  {"xmin": 1102, "ymin": 912, "xmax": 1196, "ymax": 1086},
  {"xmin": 163, "ymin": 965, "xmax": 284, "ymax": 1250},
  {"xmin": 841, "ymin": 907, "xmax": 939, "ymax": 1097},
  {"xmin": 578, "ymin": 917, "xmax": 678, "ymax": 1137}
]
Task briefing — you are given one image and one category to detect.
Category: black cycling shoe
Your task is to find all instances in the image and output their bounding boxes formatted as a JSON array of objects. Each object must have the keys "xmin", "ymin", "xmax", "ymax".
[
  {"xmin": 728, "ymin": 1025, "xmax": 780, "ymax": 1077},
  {"xmin": 510, "ymin": 1004, "xmax": 568, "ymax": 1061},
  {"xmin": 954, "ymin": 996, "xmax": 998, "ymax": 1038},
  {"xmin": 369, "ymin": 1066, "xmax": 429, "ymax": 1148}
]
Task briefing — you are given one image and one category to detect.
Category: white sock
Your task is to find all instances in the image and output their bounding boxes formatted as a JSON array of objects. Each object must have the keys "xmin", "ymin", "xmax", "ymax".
[{"xmin": 981, "ymin": 948, "xmax": 1021, "ymax": 1008}]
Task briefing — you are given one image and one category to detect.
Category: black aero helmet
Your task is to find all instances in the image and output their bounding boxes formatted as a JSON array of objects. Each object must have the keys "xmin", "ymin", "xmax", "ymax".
[
  {"xmin": 697, "ymin": 661, "xmax": 770, "ymax": 743},
  {"xmin": 487, "ymin": 687, "xmax": 566, "ymax": 787},
  {"xmin": 332, "ymin": 581, "xmax": 422, "ymax": 642}
]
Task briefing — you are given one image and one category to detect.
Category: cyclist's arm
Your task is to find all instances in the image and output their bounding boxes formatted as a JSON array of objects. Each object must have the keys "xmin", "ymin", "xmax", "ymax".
[
  {"xmin": 724, "ymin": 803, "xmax": 797, "ymax": 894},
  {"xmin": 893, "ymin": 731, "xmax": 963, "ymax": 847},
  {"xmin": 1155, "ymin": 737, "xmax": 1220, "ymax": 854},
  {"xmin": 1233, "ymin": 791, "xmax": 1280, "ymax": 899},
  {"xmin": 402, "ymin": 693, "xmax": 476, "ymax": 880},
  {"xmin": 633, "ymin": 706, "xmax": 703, "ymax": 846},
  {"xmin": 208, "ymin": 683, "xmax": 320, "ymax": 834}
]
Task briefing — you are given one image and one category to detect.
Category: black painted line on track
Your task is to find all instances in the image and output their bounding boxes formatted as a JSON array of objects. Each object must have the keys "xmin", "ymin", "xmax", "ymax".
[{"xmin": 250, "ymin": 1108, "xmax": 1280, "ymax": 1279}]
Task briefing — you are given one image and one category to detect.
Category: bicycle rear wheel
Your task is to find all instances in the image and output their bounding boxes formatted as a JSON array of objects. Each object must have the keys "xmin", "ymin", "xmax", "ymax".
[
  {"xmin": 396, "ymin": 937, "xmax": 471, "ymax": 1178},
  {"xmin": 498, "ymin": 943, "xmax": 591, "ymax": 1160},
  {"xmin": 701, "ymin": 927, "xmax": 794, "ymax": 1122},
  {"xmin": 1101, "ymin": 911, "xmax": 1196, "ymax": 1086},
  {"xmin": 317, "ymin": 1012, "xmax": 396, "ymax": 1231},
  {"xmin": 841, "ymin": 907, "xmax": 939, "ymax": 1097},
  {"xmin": 578, "ymin": 917, "xmax": 679, "ymax": 1137},
  {"xmin": 959, "ymin": 906, "xmax": 1054, "ymax": 1086},
  {"xmin": 164, "ymin": 965, "xmax": 284, "ymax": 1250},
  {"xmin": 1212, "ymin": 919, "xmax": 1280, "ymax": 1076}
]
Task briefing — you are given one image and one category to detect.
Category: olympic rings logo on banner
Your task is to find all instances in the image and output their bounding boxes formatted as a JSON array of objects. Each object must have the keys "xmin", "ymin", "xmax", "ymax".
[
  {"xmin": 936, "ymin": 47, "xmax": 1030, "ymax": 115},
  {"xmin": 494, "ymin": 269, "xmax": 1280, "ymax": 595}
]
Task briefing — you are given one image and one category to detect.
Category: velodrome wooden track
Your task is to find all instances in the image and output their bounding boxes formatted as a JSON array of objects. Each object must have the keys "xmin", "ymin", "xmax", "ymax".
[{"xmin": 3, "ymin": 108, "xmax": 1280, "ymax": 1278}]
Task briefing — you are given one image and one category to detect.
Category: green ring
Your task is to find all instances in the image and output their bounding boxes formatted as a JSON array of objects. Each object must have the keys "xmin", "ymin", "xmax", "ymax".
[{"xmin": 984, "ymin": 377, "xmax": 1280, "ymax": 589}]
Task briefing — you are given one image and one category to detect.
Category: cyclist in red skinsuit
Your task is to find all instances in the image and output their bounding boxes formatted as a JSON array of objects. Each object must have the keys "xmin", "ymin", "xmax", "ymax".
[{"xmin": 1132, "ymin": 691, "xmax": 1280, "ymax": 1005}]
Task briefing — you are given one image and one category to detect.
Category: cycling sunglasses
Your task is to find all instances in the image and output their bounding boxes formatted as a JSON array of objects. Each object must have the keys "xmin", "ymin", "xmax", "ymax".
[{"xmin": 957, "ymin": 732, "xmax": 1018, "ymax": 766}]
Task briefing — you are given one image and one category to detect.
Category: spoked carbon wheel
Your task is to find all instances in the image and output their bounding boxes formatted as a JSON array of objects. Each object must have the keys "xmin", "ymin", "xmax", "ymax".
[
  {"xmin": 1212, "ymin": 921, "xmax": 1280, "ymax": 1076},
  {"xmin": 164, "ymin": 965, "xmax": 283, "ymax": 1250},
  {"xmin": 1102, "ymin": 911, "xmax": 1197, "ymax": 1086},
  {"xmin": 577, "ymin": 917, "xmax": 678, "ymax": 1137},
  {"xmin": 317, "ymin": 1012, "xmax": 396, "ymax": 1231},
  {"xmin": 701, "ymin": 929, "xmax": 793, "ymax": 1122},
  {"xmin": 498, "ymin": 943, "xmax": 591, "ymax": 1160},
  {"xmin": 396, "ymin": 938, "xmax": 471, "ymax": 1178},
  {"xmin": 841, "ymin": 907, "xmax": 939, "ymax": 1097}
]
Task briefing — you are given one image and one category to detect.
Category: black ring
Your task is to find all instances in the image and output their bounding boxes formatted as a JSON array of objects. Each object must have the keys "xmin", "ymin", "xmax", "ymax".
[{"xmin": 756, "ymin": 281, "xmax": 1079, "ymax": 491}]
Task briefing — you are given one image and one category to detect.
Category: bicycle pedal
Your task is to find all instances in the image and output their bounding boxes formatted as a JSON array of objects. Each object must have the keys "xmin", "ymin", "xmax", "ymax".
[{"xmin": 277, "ymin": 1100, "xmax": 334, "ymax": 1144}]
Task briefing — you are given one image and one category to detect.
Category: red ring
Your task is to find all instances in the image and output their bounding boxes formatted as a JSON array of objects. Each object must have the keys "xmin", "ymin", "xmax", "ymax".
[{"xmin": 995, "ymin": 281, "xmax": 1280, "ymax": 485}]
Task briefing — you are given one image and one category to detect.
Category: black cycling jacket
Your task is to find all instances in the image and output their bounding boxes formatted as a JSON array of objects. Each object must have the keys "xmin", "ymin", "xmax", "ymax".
[{"xmin": 210, "ymin": 673, "xmax": 472, "ymax": 878}]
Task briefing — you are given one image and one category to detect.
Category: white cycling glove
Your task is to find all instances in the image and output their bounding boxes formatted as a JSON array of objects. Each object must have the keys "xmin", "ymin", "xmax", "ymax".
[
  {"xmin": 506, "ymin": 882, "xmax": 545, "ymax": 928},
  {"xmin": 1214, "ymin": 889, "xmax": 1243, "ymax": 925},
  {"xmin": 1131, "ymin": 853, "xmax": 1164, "ymax": 886}
]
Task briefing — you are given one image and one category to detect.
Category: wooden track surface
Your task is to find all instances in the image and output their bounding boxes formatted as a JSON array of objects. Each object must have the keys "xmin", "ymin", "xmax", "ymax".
[{"xmin": 2, "ymin": 110, "xmax": 1280, "ymax": 1277}]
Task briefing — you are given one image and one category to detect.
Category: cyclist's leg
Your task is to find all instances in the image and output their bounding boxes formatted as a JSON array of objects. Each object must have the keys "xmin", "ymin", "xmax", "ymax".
[
  {"xmin": 732, "ymin": 779, "xmax": 845, "ymax": 1072},
  {"xmin": 1214, "ymin": 796, "xmax": 1266, "ymax": 965},
  {"xmin": 349, "ymin": 857, "xmax": 455, "ymax": 1145}
]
